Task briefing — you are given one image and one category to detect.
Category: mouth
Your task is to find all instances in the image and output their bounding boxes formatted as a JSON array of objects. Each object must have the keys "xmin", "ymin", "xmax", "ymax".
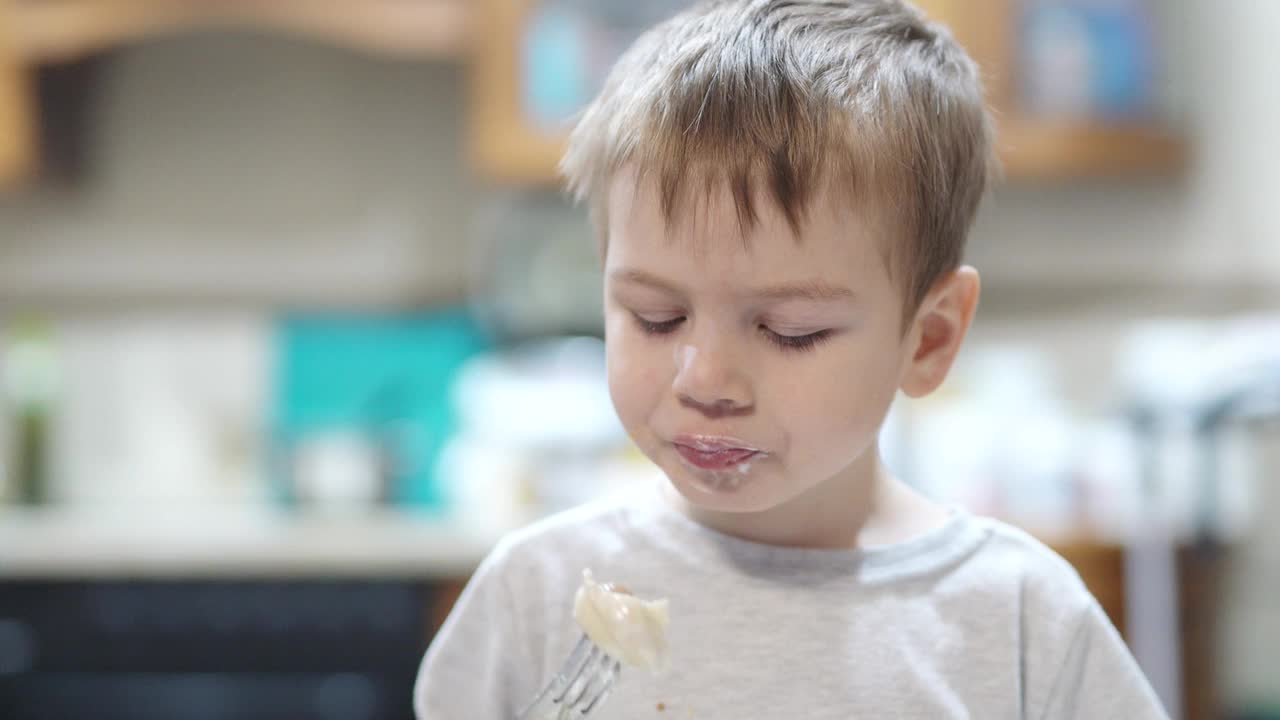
[{"xmin": 671, "ymin": 435, "xmax": 764, "ymax": 472}]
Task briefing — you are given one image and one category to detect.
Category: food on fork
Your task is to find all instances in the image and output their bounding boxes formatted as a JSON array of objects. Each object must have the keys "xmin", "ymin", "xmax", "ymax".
[{"xmin": 572, "ymin": 569, "xmax": 670, "ymax": 672}]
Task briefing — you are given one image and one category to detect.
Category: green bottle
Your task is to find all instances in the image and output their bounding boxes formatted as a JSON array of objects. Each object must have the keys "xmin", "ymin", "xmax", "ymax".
[{"xmin": 5, "ymin": 318, "xmax": 57, "ymax": 506}]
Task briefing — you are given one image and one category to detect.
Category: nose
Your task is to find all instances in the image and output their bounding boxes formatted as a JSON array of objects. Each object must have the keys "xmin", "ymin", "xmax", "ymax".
[{"xmin": 672, "ymin": 342, "xmax": 753, "ymax": 417}]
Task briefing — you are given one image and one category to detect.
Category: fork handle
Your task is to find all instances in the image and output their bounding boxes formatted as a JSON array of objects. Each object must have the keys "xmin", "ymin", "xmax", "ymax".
[{"xmin": 515, "ymin": 635, "xmax": 592, "ymax": 720}]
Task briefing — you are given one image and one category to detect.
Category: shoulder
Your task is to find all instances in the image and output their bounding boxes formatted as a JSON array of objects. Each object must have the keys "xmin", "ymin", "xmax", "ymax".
[
  {"xmin": 944, "ymin": 516, "xmax": 1125, "ymax": 691},
  {"xmin": 497, "ymin": 494, "xmax": 638, "ymax": 563},
  {"xmin": 477, "ymin": 492, "xmax": 646, "ymax": 598},
  {"xmin": 962, "ymin": 516, "xmax": 1099, "ymax": 623},
  {"xmin": 970, "ymin": 521, "xmax": 1168, "ymax": 716}
]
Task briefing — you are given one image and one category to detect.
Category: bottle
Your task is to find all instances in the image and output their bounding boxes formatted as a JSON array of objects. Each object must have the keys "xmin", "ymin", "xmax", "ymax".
[{"xmin": 4, "ymin": 318, "xmax": 58, "ymax": 505}]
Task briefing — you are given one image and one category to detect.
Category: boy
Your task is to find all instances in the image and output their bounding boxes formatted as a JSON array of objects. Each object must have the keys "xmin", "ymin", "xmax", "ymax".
[{"xmin": 416, "ymin": 0, "xmax": 1168, "ymax": 717}]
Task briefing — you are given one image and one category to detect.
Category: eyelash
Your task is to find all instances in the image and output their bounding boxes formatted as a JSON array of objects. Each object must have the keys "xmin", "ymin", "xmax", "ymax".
[
  {"xmin": 762, "ymin": 327, "xmax": 833, "ymax": 352},
  {"xmin": 633, "ymin": 316, "xmax": 684, "ymax": 335},
  {"xmin": 630, "ymin": 313, "xmax": 832, "ymax": 353}
]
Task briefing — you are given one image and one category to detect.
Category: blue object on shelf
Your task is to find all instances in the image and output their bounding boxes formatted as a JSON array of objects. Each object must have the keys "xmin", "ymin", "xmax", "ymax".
[
  {"xmin": 523, "ymin": 4, "xmax": 589, "ymax": 129},
  {"xmin": 272, "ymin": 308, "xmax": 490, "ymax": 510},
  {"xmin": 1021, "ymin": 0, "xmax": 1156, "ymax": 120}
]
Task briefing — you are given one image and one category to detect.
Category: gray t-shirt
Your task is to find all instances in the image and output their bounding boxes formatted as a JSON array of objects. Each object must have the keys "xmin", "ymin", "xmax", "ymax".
[{"xmin": 414, "ymin": 486, "xmax": 1168, "ymax": 719}]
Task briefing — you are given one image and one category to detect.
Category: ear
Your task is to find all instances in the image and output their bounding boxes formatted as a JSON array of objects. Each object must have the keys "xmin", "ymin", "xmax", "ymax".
[{"xmin": 900, "ymin": 266, "xmax": 980, "ymax": 398}]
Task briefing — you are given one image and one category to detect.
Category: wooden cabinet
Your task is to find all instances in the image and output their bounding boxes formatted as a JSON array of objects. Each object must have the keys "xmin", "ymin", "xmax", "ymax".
[
  {"xmin": 7, "ymin": 1, "xmax": 470, "ymax": 63},
  {"xmin": 3, "ymin": 1, "xmax": 1188, "ymax": 189},
  {"xmin": 469, "ymin": 0, "xmax": 1187, "ymax": 185},
  {"xmin": 917, "ymin": 0, "xmax": 1186, "ymax": 179},
  {"xmin": 0, "ymin": 8, "xmax": 38, "ymax": 190},
  {"xmin": 468, "ymin": 0, "xmax": 566, "ymax": 186},
  {"xmin": 0, "ymin": 0, "xmax": 472, "ymax": 190},
  {"xmin": 1053, "ymin": 539, "xmax": 1128, "ymax": 635}
]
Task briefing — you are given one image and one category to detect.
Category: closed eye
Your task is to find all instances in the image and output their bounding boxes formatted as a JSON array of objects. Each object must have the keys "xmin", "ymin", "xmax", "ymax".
[
  {"xmin": 760, "ymin": 326, "xmax": 832, "ymax": 352},
  {"xmin": 633, "ymin": 313, "xmax": 685, "ymax": 335}
]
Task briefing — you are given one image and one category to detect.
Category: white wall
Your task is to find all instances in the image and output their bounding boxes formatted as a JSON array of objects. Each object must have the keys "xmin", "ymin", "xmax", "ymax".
[
  {"xmin": 970, "ymin": 0, "xmax": 1280, "ymax": 314},
  {"xmin": 0, "ymin": 32, "xmax": 475, "ymax": 308}
]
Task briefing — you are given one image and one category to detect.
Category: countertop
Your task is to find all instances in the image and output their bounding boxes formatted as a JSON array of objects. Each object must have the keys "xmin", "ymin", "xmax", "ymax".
[{"xmin": 0, "ymin": 505, "xmax": 506, "ymax": 579}]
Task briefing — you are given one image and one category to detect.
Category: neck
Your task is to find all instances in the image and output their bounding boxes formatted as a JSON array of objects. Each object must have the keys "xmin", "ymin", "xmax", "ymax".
[{"xmin": 663, "ymin": 447, "xmax": 949, "ymax": 550}]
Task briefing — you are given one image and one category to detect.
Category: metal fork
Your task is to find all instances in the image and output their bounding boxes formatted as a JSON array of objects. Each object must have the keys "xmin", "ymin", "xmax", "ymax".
[{"xmin": 516, "ymin": 634, "xmax": 622, "ymax": 719}]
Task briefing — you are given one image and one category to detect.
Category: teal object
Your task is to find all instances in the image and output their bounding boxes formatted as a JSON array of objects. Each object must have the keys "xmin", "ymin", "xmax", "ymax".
[
  {"xmin": 273, "ymin": 309, "xmax": 490, "ymax": 510},
  {"xmin": 523, "ymin": 5, "xmax": 588, "ymax": 129}
]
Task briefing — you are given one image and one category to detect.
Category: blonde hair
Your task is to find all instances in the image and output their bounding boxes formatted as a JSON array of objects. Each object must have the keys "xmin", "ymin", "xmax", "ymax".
[{"xmin": 561, "ymin": 0, "xmax": 995, "ymax": 314}]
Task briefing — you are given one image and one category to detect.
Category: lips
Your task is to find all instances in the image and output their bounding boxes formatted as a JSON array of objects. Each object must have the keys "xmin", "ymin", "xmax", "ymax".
[{"xmin": 672, "ymin": 435, "xmax": 762, "ymax": 472}]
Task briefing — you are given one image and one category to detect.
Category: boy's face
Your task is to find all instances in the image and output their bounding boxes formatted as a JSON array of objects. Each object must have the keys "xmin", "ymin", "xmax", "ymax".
[{"xmin": 603, "ymin": 168, "xmax": 976, "ymax": 524}]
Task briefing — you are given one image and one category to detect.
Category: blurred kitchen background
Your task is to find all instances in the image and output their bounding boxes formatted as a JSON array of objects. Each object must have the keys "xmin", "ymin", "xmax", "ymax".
[{"xmin": 0, "ymin": 1, "xmax": 1277, "ymax": 718}]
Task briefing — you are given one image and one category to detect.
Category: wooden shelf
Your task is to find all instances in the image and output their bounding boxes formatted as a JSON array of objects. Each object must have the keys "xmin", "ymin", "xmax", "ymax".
[
  {"xmin": 2, "ymin": 1, "xmax": 1191, "ymax": 188},
  {"xmin": 9, "ymin": 0, "xmax": 472, "ymax": 63},
  {"xmin": 1000, "ymin": 119, "xmax": 1189, "ymax": 180},
  {"xmin": 467, "ymin": 118, "xmax": 1191, "ymax": 187},
  {"xmin": 468, "ymin": 0, "xmax": 565, "ymax": 187},
  {"xmin": 0, "ymin": 6, "xmax": 39, "ymax": 190},
  {"xmin": 467, "ymin": 0, "xmax": 1189, "ymax": 185}
]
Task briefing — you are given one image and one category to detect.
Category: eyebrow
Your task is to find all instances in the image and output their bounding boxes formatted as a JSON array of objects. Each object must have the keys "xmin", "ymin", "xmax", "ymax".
[{"xmin": 609, "ymin": 269, "xmax": 856, "ymax": 303}]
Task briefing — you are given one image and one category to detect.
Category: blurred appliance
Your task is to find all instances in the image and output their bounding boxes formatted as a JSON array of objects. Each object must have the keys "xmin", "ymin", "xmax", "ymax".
[
  {"xmin": 468, "ymin": 191, "xmax": 604, "ymax": 341},
  {"xmin": 437, "ymin": 336, "xmax": 647, "ymax": 534},
  {"xmin": 0, "ymin": 579, "xmax": 437, "ymax": 720},
  {"xmin": 1195, "ymin": 329, "xmax": 1280, "ymax": 719},
  {"xmin": 1121, "ymin": 317, "xmax": 1280, "ymax": 720}
]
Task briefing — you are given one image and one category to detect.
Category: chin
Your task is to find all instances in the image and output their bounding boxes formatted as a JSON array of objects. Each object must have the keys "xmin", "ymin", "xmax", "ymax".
[{"xmin": 663, "ymin": 459, "xmax": 783, "ymax": 514}]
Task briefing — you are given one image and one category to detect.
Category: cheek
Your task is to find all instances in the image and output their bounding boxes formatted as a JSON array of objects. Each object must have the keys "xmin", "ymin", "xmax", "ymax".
[
  {"xmin": 771, "ymin": 343, "xmax": 902, "ymax": 454},
  {"xmin": 606, "ymin": 323, "xmax": 667, "ymax": 434}
]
